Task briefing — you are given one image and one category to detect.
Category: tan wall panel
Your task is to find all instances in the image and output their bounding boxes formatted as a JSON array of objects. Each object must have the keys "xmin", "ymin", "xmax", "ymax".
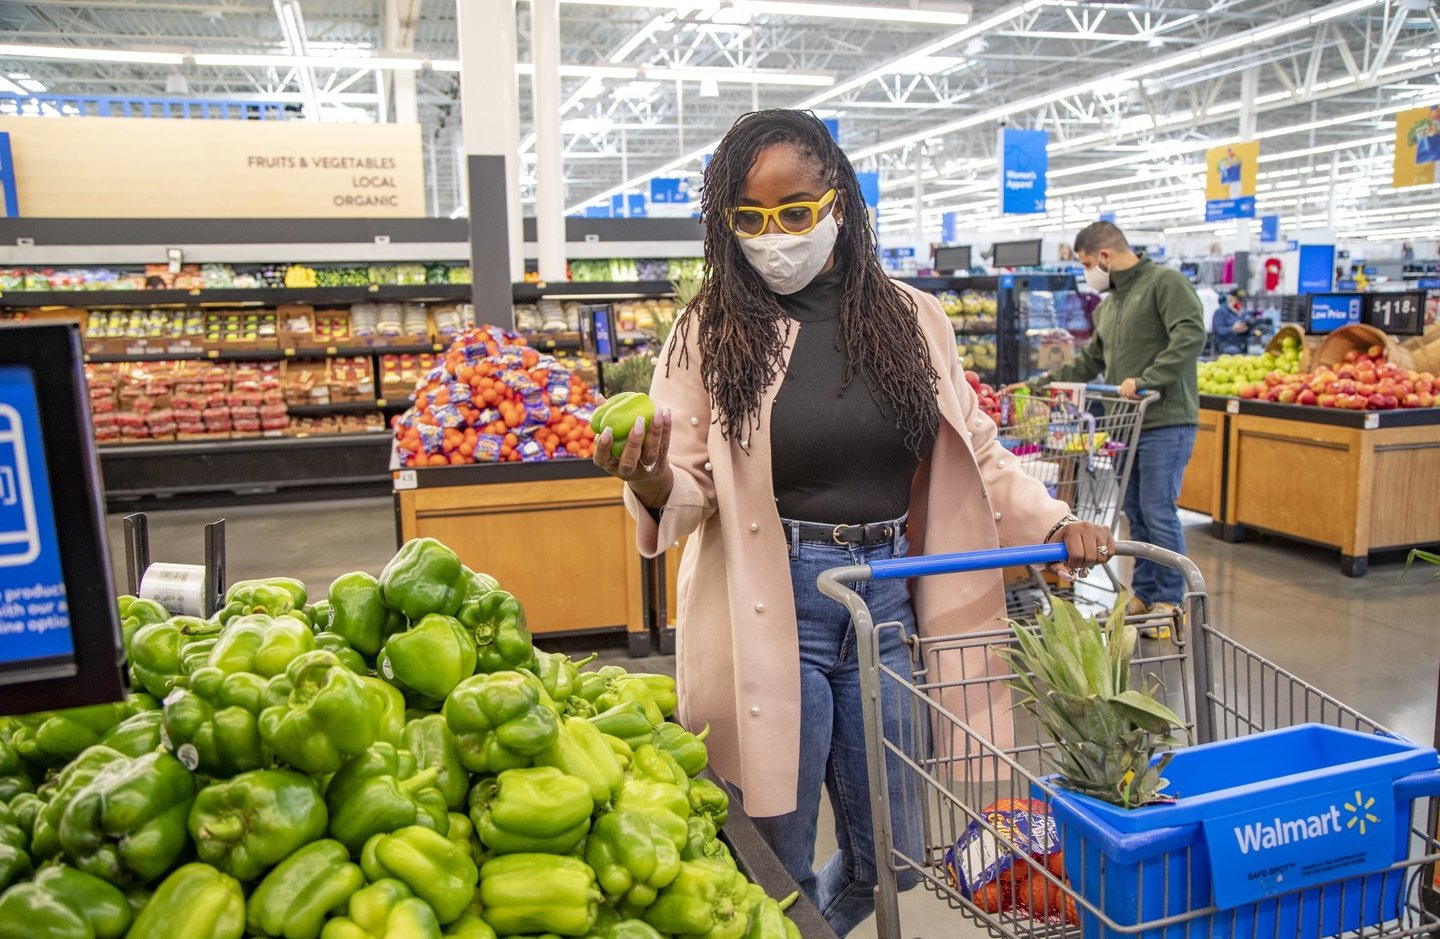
[{"xmin": 0, "ymin": 117, "xmax": 424, "ymax": 218}]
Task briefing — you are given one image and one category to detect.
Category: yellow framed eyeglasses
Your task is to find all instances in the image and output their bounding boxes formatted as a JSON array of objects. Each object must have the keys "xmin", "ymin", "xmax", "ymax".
[{"xmin": 730, "ymin": 189, "xmax": 837, "ymax": 237}]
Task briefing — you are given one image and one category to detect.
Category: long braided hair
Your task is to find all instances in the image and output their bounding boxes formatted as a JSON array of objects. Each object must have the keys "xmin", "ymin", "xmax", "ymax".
[{"xmin": 669, "ymin": 109, "xmax": 940, "ymax": 457}]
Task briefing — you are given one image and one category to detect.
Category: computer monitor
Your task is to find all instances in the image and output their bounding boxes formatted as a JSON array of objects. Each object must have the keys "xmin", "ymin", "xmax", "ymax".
[
  {"xmin": 1363, "ymin": 291, "xmax": 1425, "ymax": 337},
  {"xmin": 991, "ymin": 239, "xmax": 1043, "ymax": 269},
  {"xmin": 933, "ymin": 245, "xmax": 972, "ymax": 274},
  {"xmin": 1305, "ymin": 293, "xmax": 1363, "ymax": 334},
  {"xmin": 0, "ymin": 323, "xmax": 127, "ymax": 713}
]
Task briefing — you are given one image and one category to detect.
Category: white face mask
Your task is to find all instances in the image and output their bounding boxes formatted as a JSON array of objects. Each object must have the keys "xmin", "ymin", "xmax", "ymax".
[
  {"xmin": 737, "ymin": 212, "xmax": 839, "ymax": 295},
  {"xmin": 1083, "ymin": 258, "xmax": 1112, "ymax": 293}
]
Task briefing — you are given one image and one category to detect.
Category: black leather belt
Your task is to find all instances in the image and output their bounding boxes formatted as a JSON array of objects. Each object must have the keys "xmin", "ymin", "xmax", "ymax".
[{"xmin": 785, "ymin": 519, "xmax": 906, "ymax": 546}]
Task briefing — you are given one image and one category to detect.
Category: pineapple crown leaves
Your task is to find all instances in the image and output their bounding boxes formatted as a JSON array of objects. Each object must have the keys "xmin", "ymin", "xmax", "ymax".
[{"xmin": 999, "ymin": 595, "xmax": 1188, "ymax": 809}]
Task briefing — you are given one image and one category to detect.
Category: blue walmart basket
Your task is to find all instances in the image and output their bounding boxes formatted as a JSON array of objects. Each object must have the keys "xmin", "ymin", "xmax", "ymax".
[{"xmin": 1044, "ymin": 724, "xmax": 1440, "ymax": 939}]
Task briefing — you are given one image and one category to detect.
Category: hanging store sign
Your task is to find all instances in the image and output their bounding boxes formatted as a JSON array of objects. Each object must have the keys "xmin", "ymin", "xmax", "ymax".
[
  {"xmin": 648, "ymin": 178, "xmax": 691, "ymax": 218},
  {"xmin": 0, "ymin": 133, "xmax": 18, "ymax": 219},
  {"xmin": 1393, "ymin": 105, "xmax": 1439, "ymax": 188},
  {"xmin": 998, "ymin": 128, "xmax": 1048, "ymax": 215},
  {"xmin": 1260, "ymin": 215, "xmax": 1280, "ymax": 242},
  {"xmin": 941, "ymin": 212, "xmax": 957, "ymax": 245},
  {"xmin": 0, "ymin": 116, "xmax": 424, "ymax": 218},
  {"xmin": 1204, "ymin": 140, "xmax": 1258, "ymax": 221}
]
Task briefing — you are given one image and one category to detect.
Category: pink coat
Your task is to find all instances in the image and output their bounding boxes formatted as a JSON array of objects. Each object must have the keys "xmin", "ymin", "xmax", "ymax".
[{"xmin": 625, "ymin": 282, "xmax": 1071, "ymax": 817}]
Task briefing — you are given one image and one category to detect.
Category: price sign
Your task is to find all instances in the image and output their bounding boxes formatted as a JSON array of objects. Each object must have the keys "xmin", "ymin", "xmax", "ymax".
[{"xmin": 1363, "ymin": 291, "xmax": 1424, "ymax": 336}]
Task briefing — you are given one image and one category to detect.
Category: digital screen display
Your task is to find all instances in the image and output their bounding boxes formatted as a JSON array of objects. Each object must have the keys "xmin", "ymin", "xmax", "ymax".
[
  {"xmin": 0, "ymin": 365, "xmax": 75, "ymax": 673},
  {"xmin": 933, "ymin": 245, "xmax": 972, "ymax": 273},
  {"xmin": 1297, "ymin": 244, "xmax": 1335, "ymax": 294},
  {"xmin": 1363, "ymin": 291, "xmax": 1424, "ymax": 336},
  {"xmin": 992, "ymin": 239, "xmax": 1043, "ymax": 269},
  {"xmin": 1306, "ymin": 294, "xmax": 1363, "ymax": 334}
]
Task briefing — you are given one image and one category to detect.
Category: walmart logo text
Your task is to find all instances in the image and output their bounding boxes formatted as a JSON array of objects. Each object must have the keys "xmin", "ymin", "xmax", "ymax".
[{"xmin": 1233, "ymin": 806, "xmax": 1344, "ymax": 854}]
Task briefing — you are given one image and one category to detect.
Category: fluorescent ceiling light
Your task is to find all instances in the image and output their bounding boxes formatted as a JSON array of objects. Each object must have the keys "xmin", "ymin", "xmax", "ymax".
[
  {"xmin": 0, "ymin": 43, "xmax": 184, "ymax": 65},
  {"xmin": 193, "ymin": 53, "xmax": 422, "ymax": 69},
  {"xmin": 644, "ymin": 66, "xmax": 833, "ymax": 86},
  {"xmin": 544, "ymin": 0, "xmax": 970, "ymax": 25},
  {"xmin": 516, "ymin": 63, "xmax": 639, "ymax": 79}
]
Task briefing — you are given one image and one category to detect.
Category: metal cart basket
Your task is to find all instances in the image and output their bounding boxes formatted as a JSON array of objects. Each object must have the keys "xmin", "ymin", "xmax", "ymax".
[{"xmin": 818, "ymin": 541, "xmax": 1440, "ymax": 939}]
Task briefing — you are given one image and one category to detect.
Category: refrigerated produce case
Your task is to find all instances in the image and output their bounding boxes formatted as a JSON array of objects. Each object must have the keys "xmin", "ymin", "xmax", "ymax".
[{"xmin": 997, "ymin": 271, "xmax": 1090, "ymax": 385}]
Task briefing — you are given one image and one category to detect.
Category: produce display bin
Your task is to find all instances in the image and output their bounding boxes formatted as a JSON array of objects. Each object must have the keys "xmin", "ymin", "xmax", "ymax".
[
  {"xmin": 1047, "ymin": 724, "xmax": 1440, "ymax": 939},
  {"xmin": 392, "ymin": 460, "xmax": 652, "ymax": 652},
  {"xmin": 1218, "ymin": 400, "xmax": 1440, "ymax": 575},
  {"xmin": 1177, "ymin": 395, "xmax": 1229, "ymax": 526}
]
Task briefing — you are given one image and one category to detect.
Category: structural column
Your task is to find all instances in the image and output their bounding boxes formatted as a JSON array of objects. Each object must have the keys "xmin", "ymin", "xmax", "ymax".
[
  {"xmin": 456, "ymin": 0, "xmax": 525, "ymax": 322},
  {"xmin": 1233, "ymin": 67, "xmax": 1258, "ymax": 292},
  {"xmin": 531, "ymin": 0, "xmax": 567, "ymax": 282}
]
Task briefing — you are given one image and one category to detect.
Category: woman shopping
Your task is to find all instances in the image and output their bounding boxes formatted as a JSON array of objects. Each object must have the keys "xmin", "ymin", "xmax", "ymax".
[{"xmin": 592, "ymin": 108, "xmax": 1112, "ymax": 937}]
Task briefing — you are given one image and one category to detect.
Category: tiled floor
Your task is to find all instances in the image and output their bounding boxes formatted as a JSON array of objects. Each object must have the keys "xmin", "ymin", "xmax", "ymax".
[{"xmin": 107, "ymin": 500, "xmax": 1440, "ymax": 938}]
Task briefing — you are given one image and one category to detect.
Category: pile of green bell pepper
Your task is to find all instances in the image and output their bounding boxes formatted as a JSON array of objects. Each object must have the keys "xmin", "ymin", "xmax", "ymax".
[
  {"xmin": 471, "ymin": 766, "xmax": 594, "ymax": 855},
  {"xmin": 58, "ymin": 750, "xmax": 196, "ymax": 885},
  {"xmin": 325, "ymin": 742, "xmax": 448, "ymax": 855}
]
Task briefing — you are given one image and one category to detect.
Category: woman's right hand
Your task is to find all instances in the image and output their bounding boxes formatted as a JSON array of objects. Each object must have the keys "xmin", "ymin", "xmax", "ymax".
[{"xmin": 593, "ymin": 407, "xmax": 674, "ymax": 509}]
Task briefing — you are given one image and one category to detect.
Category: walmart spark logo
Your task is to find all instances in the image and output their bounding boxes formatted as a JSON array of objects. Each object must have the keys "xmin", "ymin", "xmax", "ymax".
[{"xmin": 1344, "ymin": 791, "xmax": 1380, "ymax": 836}]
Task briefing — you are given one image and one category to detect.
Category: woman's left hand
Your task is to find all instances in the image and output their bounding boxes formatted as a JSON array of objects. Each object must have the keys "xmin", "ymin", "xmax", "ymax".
[{"xmin": 1048, "ymin": 520, "xmax": 1114, "ymax": 580}]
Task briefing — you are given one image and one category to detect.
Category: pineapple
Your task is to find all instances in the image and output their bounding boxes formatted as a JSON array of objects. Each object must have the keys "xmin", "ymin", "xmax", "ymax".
[
  {"xmin": 1001, "ymin": 597, "xmax": 1188, "ymax": 809},
  {"xmin": 602, "ymin": 352, "xmax": 657, "ymax": 396}
]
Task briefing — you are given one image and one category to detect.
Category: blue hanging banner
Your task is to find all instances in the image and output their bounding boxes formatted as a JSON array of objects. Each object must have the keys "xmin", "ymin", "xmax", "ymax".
[
  {"xmin": 583, "ymin": 205, "xmax": 610, "ymax": 219},
  {"xmin": 856, "ymin": 171, "xmax": 881, "ymax": 209},
  {"xmin": 941, "ymin": 212, "xmax": 957, "ymax": 245},
  {"xmin": 611, "ymin": 193, "xmax": 647, "ymax": 218},
  {"xmin": 822, "ymin": 118, "xmax": 840, "ymax": 143},
  {"xmin": 1298, "ymin": 245, "xmax": 1336, "ymax": 294},
  {"xmin": 998, "ymin": 128, "xmax": 1048, "ymax": 215},
  {"xmin": 1260, "ymin": 215, "xmax": 1280, "ymax": 242},
  {"xmin": 1099, "ymin": 212, "xmax": 1117, "ymax": 224},
  {"xmin": 0, "ymin": 133, "xmax": 18, "ymax": 218}
]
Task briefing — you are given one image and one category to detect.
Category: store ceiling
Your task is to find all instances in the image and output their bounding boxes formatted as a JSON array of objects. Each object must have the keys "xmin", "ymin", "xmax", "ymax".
[{"xmin": 2, "ymin": 0, "xmax": 1439, "ymax": 243}]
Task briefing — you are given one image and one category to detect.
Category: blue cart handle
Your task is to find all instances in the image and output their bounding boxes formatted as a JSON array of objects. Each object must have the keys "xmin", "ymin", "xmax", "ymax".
[
  {"xmin": 868, "ymin": 542, "xmax": 1068, "ymax": 580},
  {"xmin": 1084, "ymin": 383, "xmax": 1159, "ymax": 397}
]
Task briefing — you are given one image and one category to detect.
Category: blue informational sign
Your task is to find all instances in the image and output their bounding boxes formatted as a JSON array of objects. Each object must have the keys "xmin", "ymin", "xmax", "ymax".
[
  {"xmin": 1099, "ymin": 212, "xmax": 1117, "ymax": 224},
  {"xmin": 1308, "ymin": 294, "xmax": 1363, "ymax": 333},
  {"xmin": 1338, "ymin": 279, "xmax": 1360, "ymax": 291},
  {"xmin": 1202, "ymin": 782, "xmax": 1394, "ymax": 909},
  {"xmin": 0, "ymin": 366, "xmax": 74, "ymax": 668},
  {"xmin": 999, "ymin": 128, "xmax": 1048, "ymax": 215},
  {"xmin": 583, "ymin": 205, "xmax": 610, "ymax": 219},
  {"xmin": 856, "ymin": 171, "xmax": 881, "ymax": 209},
  {"xmin": 610, "ymin": 193, "xmax": 647, "ymax": 218},
  {"xmin": 0, "ymin": 133, "xmax": 16, "ymax": 218},
  {"xmin": 1286, "ymin": 239, "xmax": 1299, "ymax": 252},
  {"xmin": 1418, "ymin": 277, "xmax": 1440, "ymax": 289},
  {"xmin": 1205, "ymin": 196, "xmax": 1257, "ymax": 222},
  {"xmin": 649, "ymin": 178, "xmax": 689, "ymax": 204},
  {"xmin": 1297, "ymin": 244, "xmax": 1336, "ymax": 294},
  {"xmin": 592, "ymin": 308, "xmax": 613, "ymax": 359},
  {"xmin": 1260, "ymin": 215, "xmax": 1280, "ymax": 242},
  {"xmin": 822, "ymin": 118, "xmax": 840, "ymax": 143},
  {"xmin": 941, "ymin": 212, "xmax": 957, "ymax": 245}
]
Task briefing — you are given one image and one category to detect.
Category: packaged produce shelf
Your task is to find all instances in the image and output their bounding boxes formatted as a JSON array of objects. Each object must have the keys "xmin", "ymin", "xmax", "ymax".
[
  {"xmin": 512, "ymin": 280, "xmax": 677, "ymax": 300},
  {"xmin": 0, "ymin": 284, "xmax": 474, "ymax": 308},
  {"xmin": 286, "ymin": 400, "xmax": 408, "ymax": 417},
  {"xmin": 83, "ymin": 342, "xmax": 446, "ymax": 364}
]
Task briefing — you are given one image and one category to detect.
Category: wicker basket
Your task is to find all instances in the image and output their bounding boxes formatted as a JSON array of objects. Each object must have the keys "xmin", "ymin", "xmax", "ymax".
[
  {"xmin": 1264, "ymin": 322, "xmax": 1318, "ymax": 371},
  {"xmin": 1312, "ymin": 323, "xmax": 1414, "ymax": 371},
  {"xmin": 1399, "ymin": 324, "xmax": 1440, "ymax": 376}
]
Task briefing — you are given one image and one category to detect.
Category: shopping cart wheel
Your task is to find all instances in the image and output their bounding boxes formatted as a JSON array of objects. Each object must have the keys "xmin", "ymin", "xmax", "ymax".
[{"xmin": 1340, "ymin": 554, "xmax": 1369, "ymax": 578}]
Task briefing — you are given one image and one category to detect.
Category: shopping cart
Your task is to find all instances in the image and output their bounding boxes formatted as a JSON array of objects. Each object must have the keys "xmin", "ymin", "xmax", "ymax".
[
  {"xmin": 818, "ymin": 542, "xmax": 1440, "ymax": 939},
  {"xmin": 994, "ymin": 385, "xmax": 1153, "ymax": 610}
]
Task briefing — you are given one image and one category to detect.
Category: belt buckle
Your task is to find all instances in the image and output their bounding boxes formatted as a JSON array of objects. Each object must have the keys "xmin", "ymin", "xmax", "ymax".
[{"xmin": 831, "ymin": 524, "xmax": 853, "ymax": 546}]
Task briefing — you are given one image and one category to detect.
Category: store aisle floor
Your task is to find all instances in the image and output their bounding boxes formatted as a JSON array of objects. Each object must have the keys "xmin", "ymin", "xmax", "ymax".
[{"xmin": 107, "ymin": 500, "xmax": 1440, "ymax": 938}]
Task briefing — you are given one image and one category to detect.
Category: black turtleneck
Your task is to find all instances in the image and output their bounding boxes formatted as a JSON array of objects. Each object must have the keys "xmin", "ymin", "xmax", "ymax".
[{"xmin": 769, "ymin": 265, "xmax": 936, "ymax": 524}]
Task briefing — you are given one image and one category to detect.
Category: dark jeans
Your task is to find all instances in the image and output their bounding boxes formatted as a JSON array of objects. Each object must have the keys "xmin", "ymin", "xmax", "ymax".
[
  {"xmin": 742, "ymin": 518, "xmax": 924, "ymax": 937},
  {"xmin": 1123, "ymin": 423, "xmax": 1198, "ymax": 605}
]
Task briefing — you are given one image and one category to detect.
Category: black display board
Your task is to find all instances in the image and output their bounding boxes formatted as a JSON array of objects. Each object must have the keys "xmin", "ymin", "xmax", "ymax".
[{"xmin": 1363, "ymin": 291, "xmax": 1425, "ymax": 337}]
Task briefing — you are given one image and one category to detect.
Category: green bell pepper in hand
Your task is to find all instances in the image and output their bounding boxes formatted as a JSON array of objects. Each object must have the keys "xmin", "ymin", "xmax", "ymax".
[
  {"xmin": 687, "ymin": 777, "xmax": 728, "ymax": 827},
  {"xmin": 328, "ymin": 571, "xmax": 407, "ymax": 659},
  {"xmin": 315, "ymin": 631, "xmax": 368, "ymax": 675},
  {"xmin": 458, "ymin": 588, "xmax": 534, "ymax": 674},
  {"xmin": 247, "ymin": 839, "xmax": 366, "ymax": 939},
  {"xmin": 380, "ymin": 614, "xmax": 477, "ymax": 706},
  {"xmin": 188, "ymin": 768, "xmax": 327, "ymax": 882},
  {"xmin": 325, "ymin": 742, "xmax": 449, "ymax": 855},
  {"xmin": 470, "ymin": 766, "xmax": 593, "ymax": 855},
  {"xmin": 591, "ymin": 392, "xmax": 655, "ymax": 458},
  {"xmin": 681, "ymin": 816, "xmax": 732, "ymax": 866},
  {"xmin": 479, "ymin": 853, "xmax": 601, "ymax": 937},
  {"xmin": 130, "ymin": 616, "xmax": 224, "ymax": 698},
  {"xmin": 643, "ymin": 859, "xmax": 751, "ymax": 939},
  {"xmin": 98, "ymin": 709, "xmax": 163, "ymax": 758},
  {"xmin": 380, "ymin": 538, "xmax": 468, "ymax": 621},
  {"xmin": 59, "ymin": 750, "xmax": 195, "ymax": 885},
  {"xmin": 30, "ymin": 745, "xmax": 128, "ymax": 860},
  {"xmin": 259, "ymin": 650, "xmax": 381, "ymax": 775},
  {"xmin": 128, "ymin": 862, "xmax": 246, "ymax": 939},
  {"xmin": 10, "ymin": 700, "xmax": 134, "ymax": 768},
  {"xmin": 161, "ymin": 666, "xmax": 270, "ymax": 777},
  {"xmin": 118, "ymin": 595, "xmax": 170, "ymax": 655},
  {"xmin": 588, "ymin": 704, "xmax": 655, "ymax": 753},
  {"xmin": 361, "ymin": 826, "xmax": 479, "ymax": 925},
  {"xmin": 444, "ymin": 671, "xmax": 560, "ymax": 774},
  {"xmin": 586, "ymin": 809, "xmax": 682, "ymax": 912},
  {"xmin": 216, "ymin": 577, "xmax": 309, "ymax": 624},
  {"xmin": 652, "ymin": 722, "xmax": 708, "ymax": 777},
  {"xmin": 402, "ymin": 714, "xmax": 471, "ymax": 810},
  {"xmin": 536, "ymin": 715, "xmax": 625, "ymax": 806},
  {"xmin": 209, "ymin": 613, "xmax": 316, "ymax": 678},
  {"xmin": 320, "ymin": 879, "xmax": 442, "ymax": 939},
  {"xmin": 0, "ymin": 803, "xmax": 31, "ymax": 892},
  {"xmin": 613, "ymin": 777, "xmax": 691, "ymax": 850},
  {"xmin": 0, "ymin": 865, "xmax": 133, "ymax": 939}
]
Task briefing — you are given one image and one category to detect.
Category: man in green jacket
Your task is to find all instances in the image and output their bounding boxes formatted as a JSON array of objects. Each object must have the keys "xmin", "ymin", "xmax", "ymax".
[{"xmin": 1032, "ymin": 221, "xmax": 1206, "ymax": 637}]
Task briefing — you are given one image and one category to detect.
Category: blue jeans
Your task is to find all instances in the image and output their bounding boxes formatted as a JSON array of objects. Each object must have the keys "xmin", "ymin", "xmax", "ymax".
[
  {"xmin": 742, "ymin": 519, "xmax": 925, "ymax": 938},
  {"xmin": 1122, "ymin": 424, "xmax": 1198, "ymax": 606}
]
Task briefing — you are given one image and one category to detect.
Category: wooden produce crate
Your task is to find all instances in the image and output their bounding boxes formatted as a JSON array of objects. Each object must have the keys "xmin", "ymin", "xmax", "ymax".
[
  {"xmin": 1220, "ymin": 400, "xmax": 1440, "ymax": 576},
  {"xmin": 393, "ymin": 461, "xmax": 651, "ymax": 654},
  {"xmin": 1178, "ymin": 396, "xmax": 1229, "ymax": 519}
]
